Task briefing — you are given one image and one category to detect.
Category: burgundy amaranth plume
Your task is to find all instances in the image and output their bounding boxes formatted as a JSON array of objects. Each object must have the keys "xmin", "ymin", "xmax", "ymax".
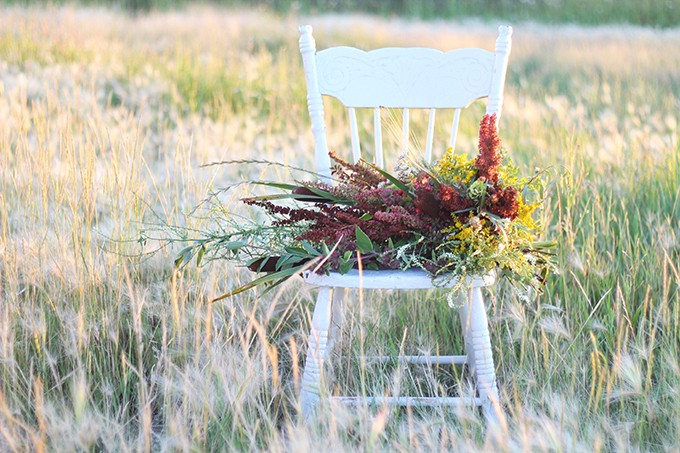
[{"xmin": 475, "ymin": 114, "xmax": 502, "ymax": 185}]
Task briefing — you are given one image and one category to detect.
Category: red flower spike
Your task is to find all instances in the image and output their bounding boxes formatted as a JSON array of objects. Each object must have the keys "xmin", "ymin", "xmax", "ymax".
[
  {"xmin": 475, "ymin": 113, "xmax": 502, "ymax": 185},
  {"xmin": 486, "ymin": 185, "xmax": 520, "ymax": 220},
  {"xmin": 328, "ymin": 150, "xmax": 386, "ymax": 188},
  {"xmin": 438, "ymin": 185, "xmax": 473, "ymax": 221}
]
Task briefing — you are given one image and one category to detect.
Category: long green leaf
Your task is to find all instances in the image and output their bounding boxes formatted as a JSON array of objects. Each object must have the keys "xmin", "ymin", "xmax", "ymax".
[
  {"xmin": 243, "ymin": 193, "xmax": 310, "ymax": 202},
  {"xmin": 529, "ymin": 241, "xmax": 558, "ymax": 249},
  {"xmin": 251, "ymin": 181, "xmax": 300, "ymax": 191},
  {"xmin": 174, "ymin": 245, "xmax": 196, "ymax": 267},
  {"xmin": 244, "ymin": 192, "xmax": 355, "ymax": 205},
  {"xmin": 211, "ymin": 265, "xmax": 304, "ymax": 302},
  {"xmin": 301, "ymin": 185, "xmax": 356, "ymax": 205},
  {"xmin": 222, "ymin": 240, "xmax": 247, "ymax": 250},
  {"xmin": 195, "ymin": 246, "xmax": 205, "ymax": 267},
  {"xmin": 340, "ymin": 261, "xmax": 354, "ymax": 274},
  {"xmin": 365, "ymin": 162, "xmax": 412, "ymax": 196},
  {"xmin": 277, "ymin": 254, "xmax": 304, "ymax": 269},
  {"xmin": 284, "ymin": 246, "xmax": 314, "ymax": 257},
  {"xmin": 300, "ymin": 241, "xmax": 321, "ymax": 255},
  {"xmin": 355, "ymin": 226, "xmax": 374, "ymax": 253},
  {"xmin": 212, "ymin": 255, "xmax": 325, "ymax": 303}
]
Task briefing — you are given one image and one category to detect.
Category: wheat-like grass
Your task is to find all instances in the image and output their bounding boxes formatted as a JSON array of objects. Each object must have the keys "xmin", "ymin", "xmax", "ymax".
[{"xmin": 0, "ymin": 5, "xmax": 678, "ymax": 451}]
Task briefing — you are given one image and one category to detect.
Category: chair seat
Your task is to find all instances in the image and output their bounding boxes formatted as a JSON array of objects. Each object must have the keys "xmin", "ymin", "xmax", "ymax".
[{"xmin": 304, "ymin": 268, "xmax": 496, "ymax": 289}]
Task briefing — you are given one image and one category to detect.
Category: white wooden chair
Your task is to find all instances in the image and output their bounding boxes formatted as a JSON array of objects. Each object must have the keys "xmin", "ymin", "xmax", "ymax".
[{"xmin": 298, "ymin": 24, "xmax": 513, "ymax": 423}]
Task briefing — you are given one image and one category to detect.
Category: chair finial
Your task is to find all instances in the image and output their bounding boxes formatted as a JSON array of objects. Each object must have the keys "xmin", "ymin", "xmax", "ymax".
[
  {"xmin": 498, "ymin": 25, "xmax": 513, "ymax": 38},
  {"xmin": 486, "ymin": 25, "xmax": 513, "ymax": 121},
  {"xmin": 495, "ymin": 25, "xmax": 513, "ymax": 56},
  {"xmin": 299, "ymin": 25, "xmax": 317, "ymax": 59}
]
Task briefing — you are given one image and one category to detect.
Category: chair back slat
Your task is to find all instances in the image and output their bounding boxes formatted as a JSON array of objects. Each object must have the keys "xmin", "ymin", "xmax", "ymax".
[
  {"xmin": 314, "ymin": 47, "xmax": 496, "ymax": 109},
  {"xmin": 299, "ymin": 25, "xmax": 513, "ymax": 178},
  {"xmin": 348, "ymin": 107, "xmax": 362, "ymax": 163},
  {"xmin": 425, "ymin": 108, "xmax": 436, "ymax": 164},
  {"xmin": 449, "ymin": 108, "xmax": 462, "ymax": 151},
  {"xmin": 373, "ymin": 108, "xmax": 384, "ymax": 169},
  {"xmin": 402, "ymin": 108, "xmax": 410, "ymax": 155}
]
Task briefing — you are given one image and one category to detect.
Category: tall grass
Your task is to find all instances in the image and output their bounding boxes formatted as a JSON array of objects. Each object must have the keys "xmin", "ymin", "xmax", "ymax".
[{"xmin": 0, "ymin": 5, "xmax": 679, "ymax": 451}]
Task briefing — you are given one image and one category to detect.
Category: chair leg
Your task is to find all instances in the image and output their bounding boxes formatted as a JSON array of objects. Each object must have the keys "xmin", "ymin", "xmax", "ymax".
[
  {"xmin": 330, "ymin": 287, "xmax": 346, "ymax": 342},
  {"xmin": 301, "ymin": 287, "xmax": 333, "ymax": 418},
  {"xmin": 457, "ymin": 293, "xmax": 475, "ymax": 370},
  {"xmin": 467, "ymin": 286, "xmax": 500, "ymax": 425}
]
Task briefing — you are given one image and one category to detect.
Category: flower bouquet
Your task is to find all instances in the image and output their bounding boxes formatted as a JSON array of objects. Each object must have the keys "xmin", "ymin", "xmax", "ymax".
[{"xmin": 174, "ymin": 114, "xmax": 556, "ymax": 301}]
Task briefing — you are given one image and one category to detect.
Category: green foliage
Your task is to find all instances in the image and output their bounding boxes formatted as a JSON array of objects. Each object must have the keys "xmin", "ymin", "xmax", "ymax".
[
  {"xmin": 261, "ymin": 0, "xmax": 680, "ymax": 27},
  {"xmin": 7, "ymin": 0, "xmax": 679, "ymax": 27}
]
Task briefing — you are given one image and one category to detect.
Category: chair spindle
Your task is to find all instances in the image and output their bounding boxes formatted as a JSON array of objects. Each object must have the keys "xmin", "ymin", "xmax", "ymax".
[
  {"xmin": 449, "ymin": 108, "xmax": 461, "ymax": 151},
  {"xmin": 374, "ymin": 108, "xmax": 384, "ymax": 168},
  {"xmin": 425, "ymin": 108, "xmax": 436, "ymax": 163},
  {"xmin": 349, "ymin": 107, "xmax": 361, "ymax": 163},
  {"xmin": 402, "ymin": 108, "xmax": 410, "ymax": 155}
]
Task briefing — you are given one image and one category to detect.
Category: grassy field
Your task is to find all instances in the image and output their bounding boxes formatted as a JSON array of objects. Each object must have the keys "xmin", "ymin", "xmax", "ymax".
[{"xmin": 0, "ymin": 5, "xmax": 679, "ymax": 451}]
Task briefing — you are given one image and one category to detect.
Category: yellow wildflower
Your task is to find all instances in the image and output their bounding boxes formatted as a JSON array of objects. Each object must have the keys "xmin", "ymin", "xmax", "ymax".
[
  {"xmin": 434, "ymin": 147, "xmax": 477, "ymax": 186},
  {"xmin": 516, "ymin": 195, "xmax": 541, "ymax": 231}
]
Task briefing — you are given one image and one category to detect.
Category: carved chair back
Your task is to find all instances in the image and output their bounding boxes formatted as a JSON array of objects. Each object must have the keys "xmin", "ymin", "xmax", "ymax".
[{"xmin": 298, "ymin": 25, "xmax": 513, "ymax": 181}]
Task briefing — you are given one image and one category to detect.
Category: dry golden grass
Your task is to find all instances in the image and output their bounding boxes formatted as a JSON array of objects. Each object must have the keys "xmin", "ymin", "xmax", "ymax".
[{"xmin": 0, "ymin": 5, "xmax": 679, "ymax": 451}]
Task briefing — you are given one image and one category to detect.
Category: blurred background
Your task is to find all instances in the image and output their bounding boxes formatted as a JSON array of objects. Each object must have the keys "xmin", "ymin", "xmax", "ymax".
[{"xmin": 4, "ymin": 0, "xmax": 675, "ymax": 27}]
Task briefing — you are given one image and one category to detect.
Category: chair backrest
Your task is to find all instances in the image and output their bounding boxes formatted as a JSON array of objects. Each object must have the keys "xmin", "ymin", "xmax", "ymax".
[{"xmin": 298, "ymin": 25, "xmax": 513, "ymax": 182}]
